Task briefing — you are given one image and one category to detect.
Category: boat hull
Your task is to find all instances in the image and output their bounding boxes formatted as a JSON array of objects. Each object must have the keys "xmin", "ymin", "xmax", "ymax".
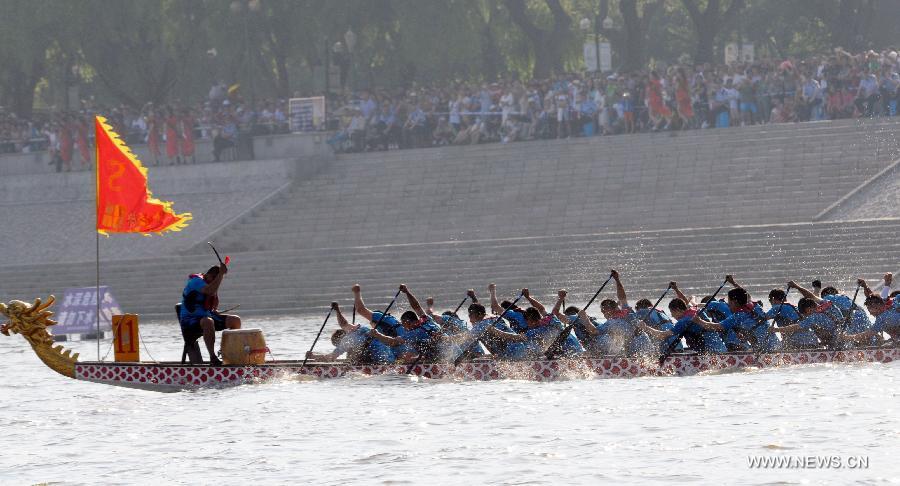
[{"xmin": 72, "ymin": 346, "xmax": 900, "ymax": 392}]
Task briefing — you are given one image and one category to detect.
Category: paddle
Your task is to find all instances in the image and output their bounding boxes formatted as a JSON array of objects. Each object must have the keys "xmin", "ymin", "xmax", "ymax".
[
  {"xmin": 658, "ymin": 278, "xmax": 729, "ymax": 366},
  {"xmin": 301, "ymin": 304, "xmax": 335, "ymax": 367},
  {"xmin": 373, "ymin": 289, "xmax": 403, "ymax": 330},
  {"xmin": 207, "ymin": 241, "xmax": 231, "ymax": 266},
  {"xmin": 543, "ymin": 273, "xmax": 614, "ymax": 360},
  {"xmin": 453, "ymin": 295, "xmax": 469, "ymax": 315},
  {"xmin": 454, "ymin": 292, "xmax": 525, "ymax": 366},
  {"xmin": 405, "ymin": 293, "xmax": 470, "ymax": 375},
  {"xmin": 638, "ymin": 285, "xmax": 673, "ymax": 328}
]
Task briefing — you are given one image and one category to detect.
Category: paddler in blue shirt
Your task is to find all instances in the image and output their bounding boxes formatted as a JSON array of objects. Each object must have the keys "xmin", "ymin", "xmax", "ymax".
[
  {"xmin": 764, "ymin": 288, "xmax": 817, "ymax": 349},
  {"xmin": 424, "ymin": 292, "xmax": 474, "ymax": 337},
  {"xmin": 771, "ymin": 297, "xmax": 839, "ymax": 347},
  {"xmin": 489, "ymin": 283, "xmax": 527, "ymax": 332},
  {"xmin": 305, "ymin": 302, "xmax": 400, "ymax": 364},
  {"xmin": 632, "ymin": 289, "xmax": 680, "ymax": 356},
  {"xmin": 697, "ymin": 294, "xmax": 742, "ymax": 351},
  {"xmin": 595, "ymin": 269, "xmax": 644, "ymax": 355},
  {"xmin": 179, "ymin": 263, "xmax": 242, "ymax": 366},
  {"xmin": 396, "ymin": 284, "xmax": 460, "ymax": 363},
  {"xmin": 788, "ymin": 280, "xmax": 875, "ymax": 345},
  {"xmin": 463, "ymin": 302, "xmax": 527, "ymax": 360},
  {"xmin": 691, "ymin": 280, "xmax": 782, "ymax": 353},
  {"xmin": 352, "ymin": 284, "xmax": 407, "ymax": 358},
  {"xmin": 520, "ymin": 288, "xmax": 584, "ymax": 358},
  {"xmin": 637, "ymin": 282, "xmax": 726, "ymax": 354},
  {"xmin": 839, "ymin": 293, "xmax": 900, "ymax": 344},
  {"xmin": 553, "ymin": 291, "xmax": 606, "ymax": 356}
]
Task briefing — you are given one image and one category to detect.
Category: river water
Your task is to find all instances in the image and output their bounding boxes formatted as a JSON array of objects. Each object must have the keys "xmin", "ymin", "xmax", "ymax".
[{"xmin": 2, "ymin": 316, "xmax": 899, "ymax": 485}]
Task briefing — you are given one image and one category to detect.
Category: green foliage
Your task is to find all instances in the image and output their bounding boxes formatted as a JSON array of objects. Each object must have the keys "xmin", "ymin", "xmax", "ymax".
[{"xmin": 1, "ymin": 0, "xmax": 898, "ymax": 115}]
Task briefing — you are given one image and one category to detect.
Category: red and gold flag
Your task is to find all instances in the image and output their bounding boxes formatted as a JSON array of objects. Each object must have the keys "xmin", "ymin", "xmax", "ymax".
[{"xmin": 95, "ymin": 116, "xmax": 191, "ymax": 235}]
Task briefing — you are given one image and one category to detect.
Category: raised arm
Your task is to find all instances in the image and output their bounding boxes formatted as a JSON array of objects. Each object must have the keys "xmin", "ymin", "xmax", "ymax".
[
  {"xmin": 488, "ymin": 283, "xmax": 503, "ymax": 315},
  {"xmin": 425, "ymin": 296, "xmax": 441, "ymax": 321},
  {"xmin": 611, "ymin": 269, "xmax": 628, "ymax": 307},
  {"xmin": 670, "ymin": 281, "xmax": 690, "ymax": 306},
  {"xmin": 351, "ymin": 284, "xmax": 374, "ymax": 321},
  {"xmin": 522, "ymin": 288, "xmax": 547, "ymax": 316},
  {"xmin": 725, "ymin": 274, "xmax": 742, "ymax": 289},
  {"xmin": 551, "ymin": 289, "xmax": 567, "ymax": 322},
  {"xmin": 399, "ymin": 284, "xmax": 426, "ymax": 318},
  {"xmin": 858, "ymin": 278, "xmax": 873, "ymax": 298},
  {"xmin": 467, "ymin": 289, "xmax": 479, "ymax": 304},
  {"xmin": 880, "ymin": 273, "xmax": 893, "ymax": 300},
  {"xmin": 787, "ymin": 281, "xmax": 823, "ymax": 304},
  {"xmin": 333, "ymin": 302, "xmax": 353, "ymax": 331}
]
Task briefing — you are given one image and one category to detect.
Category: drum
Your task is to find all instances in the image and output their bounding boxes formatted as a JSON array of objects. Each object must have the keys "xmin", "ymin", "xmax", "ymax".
[{"xmin": 220, "ymin": 329, "xmax": 267, "ymax": 365}]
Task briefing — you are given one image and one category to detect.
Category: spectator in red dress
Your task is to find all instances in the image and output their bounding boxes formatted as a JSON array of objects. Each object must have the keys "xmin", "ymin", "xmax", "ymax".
[
  {"xmin": 179, "ymin": 108, "xmax": 196, "ymax": 164},
  {"xmin": 164, "ymin": 106, "xmax": 182, "ymax": 165}
]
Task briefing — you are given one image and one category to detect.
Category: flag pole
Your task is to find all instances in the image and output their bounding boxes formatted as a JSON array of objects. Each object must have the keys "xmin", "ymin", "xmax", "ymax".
[
  {"xmin": 94, "ymin": 129, "xmax": 101, "ymax": 361},
  {"xmin": 96, "ymin": 232, "xmax": 101, "ymax": 361}
]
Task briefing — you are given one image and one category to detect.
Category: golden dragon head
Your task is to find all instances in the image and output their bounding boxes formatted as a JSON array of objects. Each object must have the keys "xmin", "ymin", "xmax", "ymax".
[
  {"xmin": 1, "ymin": 296, "xmax": 79, "ymax": 377},
  {"xmin": 0, "ymin": 296, "xmax": 59, "ymax": 346}
]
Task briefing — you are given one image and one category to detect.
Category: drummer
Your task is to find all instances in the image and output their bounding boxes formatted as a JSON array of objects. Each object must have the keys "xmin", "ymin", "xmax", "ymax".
[{"xmin": 179, "ymin": 263, "xmax": 242, "ymax": 366}]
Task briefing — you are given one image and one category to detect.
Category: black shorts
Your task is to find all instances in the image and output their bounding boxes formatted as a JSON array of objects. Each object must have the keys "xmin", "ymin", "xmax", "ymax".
[{"xmin": 180, "ymin": 313, "xmax": 227, "ymax": 340}]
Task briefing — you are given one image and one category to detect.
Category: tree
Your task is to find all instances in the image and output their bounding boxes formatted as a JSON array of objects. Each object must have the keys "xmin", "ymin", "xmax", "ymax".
[
  {"xmin": 682, "ymin": 0, "xmax": 745, "ymax": 63},
  {"xmin": 616, "ymin": 0, "xmax": 666, "ymax": 71},
  {"xmin": 503, "ymin": 0, "xmax": 574, "ymax": 78}
]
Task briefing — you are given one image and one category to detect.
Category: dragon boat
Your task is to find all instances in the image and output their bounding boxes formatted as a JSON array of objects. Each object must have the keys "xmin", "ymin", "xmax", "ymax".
[{"xmin": 3, "ymin": 296, "xmax": 899, "ymax": 393}]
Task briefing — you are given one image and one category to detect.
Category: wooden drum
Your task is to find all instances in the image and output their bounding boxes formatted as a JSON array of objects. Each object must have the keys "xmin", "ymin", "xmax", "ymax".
[{"xmin": 220, "ymin": 329, "xmax": 267, "ymax": 365}]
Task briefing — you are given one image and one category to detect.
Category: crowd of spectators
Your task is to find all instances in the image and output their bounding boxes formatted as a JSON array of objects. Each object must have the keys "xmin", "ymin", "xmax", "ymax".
[
  {"xmin": 326, "ymin": 47, "xmax": 900, "ymax": 153},
  {"xmin": 0, "ymin": 81, "xmax": 290, "ymax": 170},
  {"xmin": 3, "ymin": 48, "xmax": 900, "ymax": 163}
]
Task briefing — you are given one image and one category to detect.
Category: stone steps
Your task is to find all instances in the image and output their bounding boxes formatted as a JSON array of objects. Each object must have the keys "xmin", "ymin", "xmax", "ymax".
[{"xmin": 3, "ymin": 219, "xmax": 898, "ymax": 318}]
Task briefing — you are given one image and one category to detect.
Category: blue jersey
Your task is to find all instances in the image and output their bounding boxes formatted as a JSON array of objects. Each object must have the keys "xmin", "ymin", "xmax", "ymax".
[
  {"xmin": 702, "ymin": 301, "xmax": 732, "ymax": 321},
  {"xmin": 720, "ymin": 306, "xmax": 781, "ymax": 352},
  {"xmin": 767, "ymin": 304, "xmax": 817, "ymax": 349},
  {"xmin": 400, "ymin": 317, "xmax": 459, "ymax": 362},
  {"xmin": 371, "ymin": 311, "xmax": 406, "ymax": 357},
  {"xmin": 671, "ymin": 316, "xmax": 728, "ymax": 354},
  {"xmin": 334, "ymin": 327, "xmax": 395, "ymax": 364},
  {"xmin": 470, "ymin": 317, "xmax": 526, "ymax": 359},
  {"xmin": 765, "ymin": 303, "xmax": 799, "ymax": 326},
  {"xmin": 872, "ymin": 309, "xmax": 900, "ymax": 338},
  {"xmin": 824, "ymin": 295, "xmax": 871, "ymax": 333},
  {"xmin": 504, "ymin": 310, "xmax": 528, "ymax": 333},
  {"xmin": 797, "ymin": 312, "xmax": 838, "ymax": 345},
  {"xmin": 567, "ymin": 315, "xmax": 606, "ymax": 355},
  {"xmin": 701, "ymin": 301, "xmax": 743, "ymax": 350},
  {"xmin": 371, "ymin": 311, "xmax": 406, "ymax": 337},
  {"xmin": 530, "ymin": 316, "xmax": 583, "ymax": 358},
  {"xmin": 180, "ymin": 276, "xmax": 210, "ymax": 321},
  {"xmin": 635, "ymin": 308, "xmax": 681, "ymax": 354},
  {"xmin": 596, "ymin": 307, "xmax": 638, "ymax": 355},
  {"xmin": 440, "ymin": 314, "xmax": 470, "ymax": 335}
]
